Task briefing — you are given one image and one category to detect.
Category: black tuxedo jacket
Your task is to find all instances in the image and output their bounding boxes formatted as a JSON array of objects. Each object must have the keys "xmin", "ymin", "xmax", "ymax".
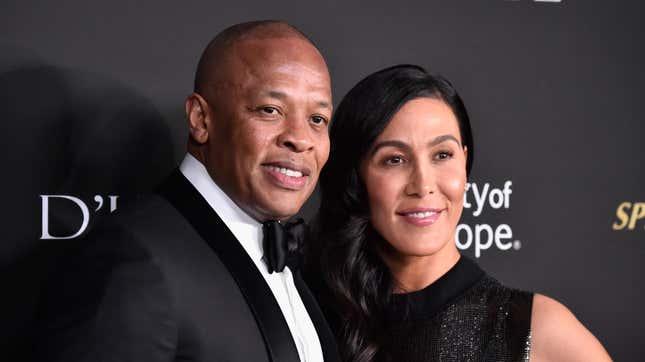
[{"xmin": 35, "ymin": 170, "xmax": 339, "ymax": 362}]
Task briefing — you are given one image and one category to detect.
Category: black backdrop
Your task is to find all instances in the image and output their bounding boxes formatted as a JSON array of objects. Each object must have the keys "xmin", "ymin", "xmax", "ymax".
[{"xmin": 2, "ymin": 1, "xmax": 644, "ymax": 360}]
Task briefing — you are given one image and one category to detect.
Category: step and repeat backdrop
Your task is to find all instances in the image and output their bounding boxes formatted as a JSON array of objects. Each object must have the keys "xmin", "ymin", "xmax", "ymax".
[{"xmin": 2, "ymin": 0, "xmax": 643, "ymax": 360}]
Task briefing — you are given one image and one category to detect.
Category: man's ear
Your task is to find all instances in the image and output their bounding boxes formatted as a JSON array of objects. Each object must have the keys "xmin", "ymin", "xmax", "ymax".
[{"xmin": 185, "ymin": 92, "xmax": 210, "ymax": 144}]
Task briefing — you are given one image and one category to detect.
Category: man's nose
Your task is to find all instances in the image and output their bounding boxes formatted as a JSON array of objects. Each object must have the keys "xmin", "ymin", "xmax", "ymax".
[
  {"xmin": 404, "ymin": 161, "xmax": 434, "ymax": 197},
  {"xmin": 277, "ymin": 115, "xmax": 314, "ymax": 153}
]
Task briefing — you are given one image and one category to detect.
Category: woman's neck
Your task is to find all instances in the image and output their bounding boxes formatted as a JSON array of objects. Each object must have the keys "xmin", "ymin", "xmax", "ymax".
[{"xmin": 383, "ymin": 245, "xmax": 461, "ymax": 294}]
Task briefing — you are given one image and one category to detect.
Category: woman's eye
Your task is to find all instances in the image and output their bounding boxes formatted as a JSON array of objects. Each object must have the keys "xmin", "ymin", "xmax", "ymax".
[
  {"xmin": 435, "ymin": 151, "xmax": 454, "ymax": 160},
  {"xmin": 385, "ymin": 156, "xmax": 405, "ymax": 165}
]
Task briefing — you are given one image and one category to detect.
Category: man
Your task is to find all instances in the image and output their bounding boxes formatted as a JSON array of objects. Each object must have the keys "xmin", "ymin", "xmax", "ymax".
[{"xmin": 35, "ymin": 21, "xmax": 339, "ymax": 362}]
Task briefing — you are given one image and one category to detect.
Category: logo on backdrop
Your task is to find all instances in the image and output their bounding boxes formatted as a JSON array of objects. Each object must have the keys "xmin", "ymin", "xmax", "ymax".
[
  {"xmin": 40, "ymin": 195, "xmax": 119, "ymax": 240},
  {"xmin": 455, "ymin": 180, "xmax": 522, "ymax": 258},
  {"xmin": 612, "ymin": 202, "xmax": 645, "ymax": 231}
]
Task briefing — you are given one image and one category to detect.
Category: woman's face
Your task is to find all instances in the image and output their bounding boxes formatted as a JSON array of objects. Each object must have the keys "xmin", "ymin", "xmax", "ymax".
[{"xmin": 360, "ymin": 97, "xmax": 467, "ymax": 262}]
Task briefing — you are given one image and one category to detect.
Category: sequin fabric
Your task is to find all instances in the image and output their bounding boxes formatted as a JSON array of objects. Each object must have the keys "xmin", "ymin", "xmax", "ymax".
[{"xmin": 382, "ymin": 276, "xmax": 533, "ymax": 362}]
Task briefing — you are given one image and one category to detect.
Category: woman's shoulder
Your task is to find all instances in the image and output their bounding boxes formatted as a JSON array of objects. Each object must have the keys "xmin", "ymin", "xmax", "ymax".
[
  {"xmin": 529, "ymin": 294, "xmax": 611, "ymax": 362},
  {"xmin": 466, "ymin": 273, "xmax": 533, "ymax": 311},
  {"xmin": 470, "ymin": 276, "xmax": 533, "ymax": 344}
]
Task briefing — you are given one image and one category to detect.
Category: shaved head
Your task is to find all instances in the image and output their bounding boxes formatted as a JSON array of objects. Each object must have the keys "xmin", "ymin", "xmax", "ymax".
[
  {"xmin": 194, "ymin": 20, "xmax": 322, "ymax": 95},
  {"xmin": 185, "ymin": 21, "xmax": 332, "ymax": 221}
]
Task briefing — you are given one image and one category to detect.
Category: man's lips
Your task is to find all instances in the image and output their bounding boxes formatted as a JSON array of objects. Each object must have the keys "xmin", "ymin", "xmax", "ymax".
[
  {"xmin": 396, "ymin": 207, "xmax": 444, "ymax": 226},
  {"xmin": 261, "ymin": 161, "xmax": 311, "ymax": 190},
  {"xmin": 262, "ymin": 161, "xmax": 311, "ymax": 176}
]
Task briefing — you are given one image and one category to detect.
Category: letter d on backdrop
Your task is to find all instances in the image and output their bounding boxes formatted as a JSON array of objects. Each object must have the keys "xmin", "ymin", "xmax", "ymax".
[{"xmin": 40, "ymin": 195, "xmax": 90, "ymax": 240}]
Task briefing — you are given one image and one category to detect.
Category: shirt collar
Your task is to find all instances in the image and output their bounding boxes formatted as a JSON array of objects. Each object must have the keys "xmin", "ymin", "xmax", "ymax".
[{"xmin": 178, "ymin": 153, "xmax": 264, "ymax": 262}]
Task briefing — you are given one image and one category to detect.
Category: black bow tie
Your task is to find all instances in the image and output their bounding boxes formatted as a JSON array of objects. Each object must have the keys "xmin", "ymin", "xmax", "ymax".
[{"xmin": 262, "ymin": 218, "xmax": 306, "ymax": 274}]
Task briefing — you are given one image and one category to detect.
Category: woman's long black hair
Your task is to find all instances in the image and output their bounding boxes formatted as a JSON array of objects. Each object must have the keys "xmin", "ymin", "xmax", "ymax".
[{"xmin": 308, "ymin": 64, "xmax": 474, "ymax": 361}]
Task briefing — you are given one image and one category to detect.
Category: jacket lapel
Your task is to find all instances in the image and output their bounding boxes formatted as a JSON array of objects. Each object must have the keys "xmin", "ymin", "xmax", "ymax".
[
  {"xmin": 293, "ymin": 271, "xmax": 341, "ymax": 362},
  {"xmin": 157, "ymin": 169, "xmax": 300, "ymax": 362}
]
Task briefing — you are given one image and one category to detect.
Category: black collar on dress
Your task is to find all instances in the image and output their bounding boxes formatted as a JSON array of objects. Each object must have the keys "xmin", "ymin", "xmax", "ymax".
[{"xmin": 387, "ymin": 256, "xmax": 485, "ymax": 321}]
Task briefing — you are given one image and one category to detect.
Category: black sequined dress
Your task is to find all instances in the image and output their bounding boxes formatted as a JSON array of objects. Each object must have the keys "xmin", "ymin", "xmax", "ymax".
[{"xmin": 382, "ymin": 256, "xmax": 533, "ymax": 362}]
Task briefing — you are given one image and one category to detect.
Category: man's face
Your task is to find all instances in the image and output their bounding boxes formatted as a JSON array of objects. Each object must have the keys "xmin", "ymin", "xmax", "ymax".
[{"xmin": 201, "ymin": 37, "xmax": 332, "ymax": 221}]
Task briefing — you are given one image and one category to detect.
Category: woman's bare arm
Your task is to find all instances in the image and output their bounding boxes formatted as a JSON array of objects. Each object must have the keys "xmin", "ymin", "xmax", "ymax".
[{"xmin": 529, "ymin": 294, "xmax": 612, "ymax": 362}]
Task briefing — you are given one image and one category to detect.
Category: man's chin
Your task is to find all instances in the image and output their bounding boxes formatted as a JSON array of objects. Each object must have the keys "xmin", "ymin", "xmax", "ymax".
[{"xmin": 255, "ymin": 191, "xmax": 309, "ymax": 221}]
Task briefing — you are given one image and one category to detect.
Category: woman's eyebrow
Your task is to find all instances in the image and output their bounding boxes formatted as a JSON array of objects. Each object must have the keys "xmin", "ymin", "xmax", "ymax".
[
  {"xmin": 370, "ymin": 134, "xmax": 461, "ymax": 156},
  {"xmin": 429, "ymin": 134, "xmax": 461, "ymax": 147},
  {"xmin": 369, "ymin": 140, "xmax": 411, "ymax": 156}
]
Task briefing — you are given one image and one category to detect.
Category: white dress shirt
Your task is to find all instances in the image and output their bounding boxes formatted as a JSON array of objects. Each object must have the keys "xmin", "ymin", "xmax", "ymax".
[{"xmin": 179, "ymin": 154, "xmax": 324, "ymax": 362}]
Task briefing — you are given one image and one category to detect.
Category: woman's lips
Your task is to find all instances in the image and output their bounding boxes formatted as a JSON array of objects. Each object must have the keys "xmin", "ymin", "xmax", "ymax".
[
  {"xmin": 262, "ymin": 164, "xmax": 308, "ymax": 190},
  {"xmin": 397, "ymin": 208, "xmax": 443, "ymax": 226}
]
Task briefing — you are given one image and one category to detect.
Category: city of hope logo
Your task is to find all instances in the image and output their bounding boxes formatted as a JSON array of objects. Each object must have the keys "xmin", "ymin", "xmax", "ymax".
[
  {"xmin": 612, "ymin": 202, "xmax": 645, "ymax": 231},
  {"xmin": 40, "ymin": 195, "xmax": 119, "ymax": 240},
  {"xmin": 455, "ymin": 181, "xmax": 522, "ymax": 258}
]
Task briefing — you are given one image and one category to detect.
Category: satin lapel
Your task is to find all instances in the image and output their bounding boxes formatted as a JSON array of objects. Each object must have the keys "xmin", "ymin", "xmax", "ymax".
[
  {"xmin": 157, "ymin": 170, "xmax": 300, "ymax": 362},
  {"xmin": 292, "ymin": 271, "xmax": 341, "ymax": 362}
]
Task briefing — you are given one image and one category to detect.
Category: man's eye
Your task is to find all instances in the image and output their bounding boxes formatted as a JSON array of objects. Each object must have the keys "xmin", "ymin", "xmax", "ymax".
[
  {"xmin": 311, "ymin": 115, "xmax": 327, "ymax": 125},
  {"xmin": 262, "ymin": 106, "xmax": 279, "ymax": 115}
]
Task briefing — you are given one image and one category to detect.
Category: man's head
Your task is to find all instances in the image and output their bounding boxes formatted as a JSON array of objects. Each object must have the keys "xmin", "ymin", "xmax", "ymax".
[{"xmin": 186, "ymin": 21, "xmax": 332, "ymax": 222}]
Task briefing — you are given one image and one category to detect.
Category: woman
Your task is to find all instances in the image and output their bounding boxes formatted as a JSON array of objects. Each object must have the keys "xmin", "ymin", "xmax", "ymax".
[{"xmin": 307, "ymin": 65, "xmax": 610, "ymax": 361}]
